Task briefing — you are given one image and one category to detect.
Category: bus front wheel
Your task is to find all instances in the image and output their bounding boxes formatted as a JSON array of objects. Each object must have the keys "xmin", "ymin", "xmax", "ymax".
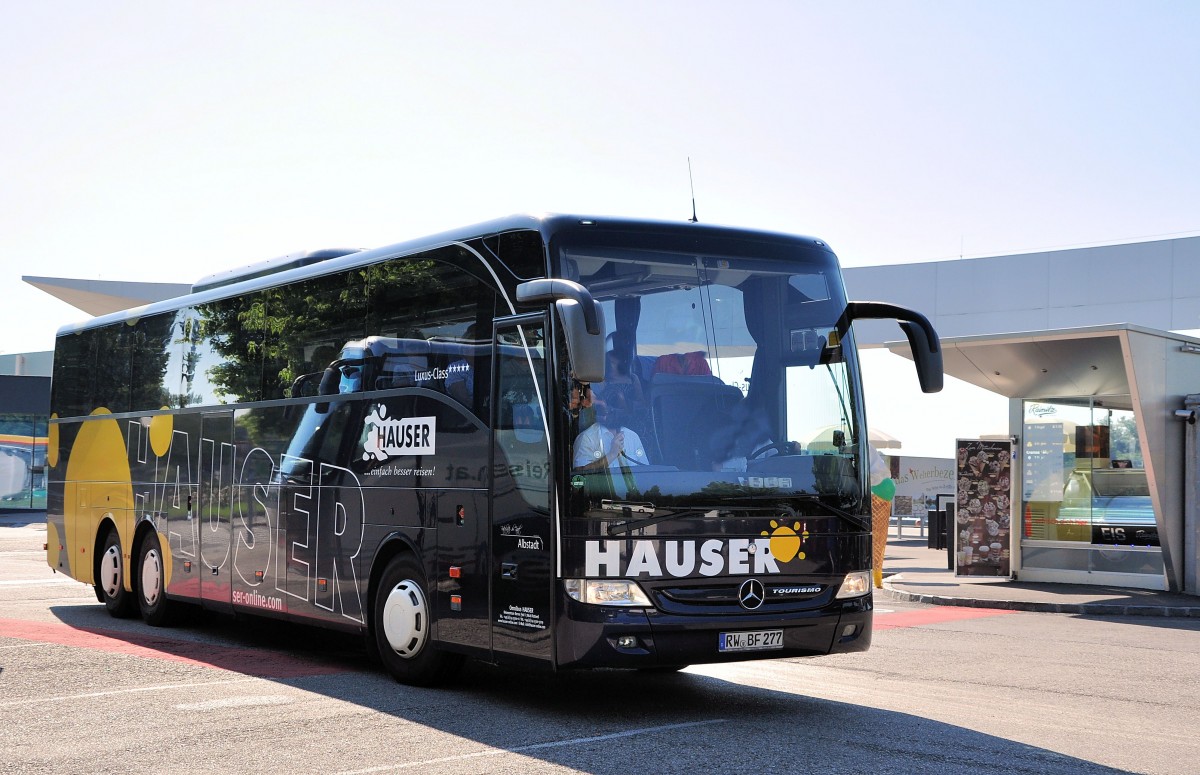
[
  {"xmin": 372, "ymin": 556, "xmax": 463, "ymax": 687},
  {"xmin": 97, "ymin": 529, "xmax": 137, "ymax": 619}
]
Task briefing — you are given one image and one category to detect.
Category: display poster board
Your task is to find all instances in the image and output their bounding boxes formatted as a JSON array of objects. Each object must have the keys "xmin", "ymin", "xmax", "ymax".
[
  {"xmin": 955, "ymin": 439, "xmax": 1013, "ymax": 578},
  {"xmin": 886, "ymin": 455, "xmax": 955, "ymax": 517}
]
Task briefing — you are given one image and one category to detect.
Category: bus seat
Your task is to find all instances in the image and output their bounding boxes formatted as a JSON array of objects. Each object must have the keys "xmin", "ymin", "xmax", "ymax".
[
  {"xmin": 652, "ymin": 351, "xmax": 712, "ymax": 377},
  {"xmin": 648, "ymin": 374, "xmax": 744, "ymax": 469}
]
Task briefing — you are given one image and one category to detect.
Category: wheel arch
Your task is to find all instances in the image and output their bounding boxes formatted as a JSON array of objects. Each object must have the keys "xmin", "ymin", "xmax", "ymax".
[
  {"xmin": 92, "ymin": 516, "xmax": 121, "ymax": 592},
  {"xmin": 366, "ymin": 533, "xmax": 423, "ymax": 634}
]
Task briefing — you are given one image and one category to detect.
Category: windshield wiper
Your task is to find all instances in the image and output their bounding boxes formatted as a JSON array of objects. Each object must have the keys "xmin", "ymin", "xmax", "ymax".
[
  {"xmin": 606, "ymin": 508, "xmax": 715, "ymax": 536},
  {"xmin": 604, "ymin": 499, "xmax": 869, "ymax": 535},
  {"xmin": 795, "ymin": 495, "xmax": 870, "ymax": 532}
]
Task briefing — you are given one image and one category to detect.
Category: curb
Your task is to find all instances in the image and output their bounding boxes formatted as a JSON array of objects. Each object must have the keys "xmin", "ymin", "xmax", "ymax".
[{"xmin": 878, "ymin": 584, "xmax": 1200, "ymax": 618}]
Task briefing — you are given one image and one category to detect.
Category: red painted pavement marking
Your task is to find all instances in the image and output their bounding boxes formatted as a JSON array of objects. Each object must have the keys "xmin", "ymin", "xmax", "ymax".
[
  {"xmin": 0, "ymin": 619, "xmax": 350, "ymax": 678},
  {"xmin": 874, "ymin": 607, "xmax": 1017, "ymax": 630}
]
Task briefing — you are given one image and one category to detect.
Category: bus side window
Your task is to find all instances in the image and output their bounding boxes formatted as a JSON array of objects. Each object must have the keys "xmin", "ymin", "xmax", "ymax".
[
  {"xmin": 51, "ymin": 329, "xmax": 94, "ymax": 418},
  {"xmin": 494, "ymin": 324, "xmax": 549, "ymax": 509},
  {"xmin": 262, "ymin": 272, "xmax": 369, "ymax": 401},
  {"xmin": 190, "ymin": 295, "xmax": 267, "ymax": 405},
  {"xmin": 378, "ymin": 342, "xmax": 430, "ymax": 390},
  {"xmin": 365, "ymin": 249, "xmax": 497, "ymax": 417}
]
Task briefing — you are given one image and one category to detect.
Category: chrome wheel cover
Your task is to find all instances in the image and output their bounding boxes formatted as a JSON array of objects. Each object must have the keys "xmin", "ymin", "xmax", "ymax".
[
  {"xmin": 141, "ymin": 547, "xmax": 162, "ymax": 606},
  {"xmin": 382, "ymin": 579, "xmax": 428, "ymax": 658},
  {"xmin": 101, "ymin": 543, "xmax": 123, "ymax": 598}
]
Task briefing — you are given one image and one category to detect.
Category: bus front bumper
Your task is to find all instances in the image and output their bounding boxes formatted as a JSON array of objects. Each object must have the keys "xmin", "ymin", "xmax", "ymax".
[{"xmin": 555, "ymin": 594, "xmax": 872, "ymax": 669}]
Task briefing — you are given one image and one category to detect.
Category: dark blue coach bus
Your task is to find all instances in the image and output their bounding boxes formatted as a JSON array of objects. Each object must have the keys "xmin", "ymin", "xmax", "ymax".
[{"xmin": 45, "ymin": 214, "xmax": 941, "ymax": 685}]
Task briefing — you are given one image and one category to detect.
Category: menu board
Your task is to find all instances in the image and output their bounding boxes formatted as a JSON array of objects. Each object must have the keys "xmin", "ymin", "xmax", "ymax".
[
  {"xmin": 1022, "ymin": 422, "xmax": 1064, "ymax": 501},
  {"xmin": 955, "ymin": 439, "xmax": 1013, "ymax": 578}
]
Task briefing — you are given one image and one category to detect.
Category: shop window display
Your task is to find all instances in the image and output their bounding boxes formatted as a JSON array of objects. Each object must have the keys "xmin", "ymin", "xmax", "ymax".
[{"xmin": 1020, "ymin": 397, "xmax": 1160, "ymax": 576}]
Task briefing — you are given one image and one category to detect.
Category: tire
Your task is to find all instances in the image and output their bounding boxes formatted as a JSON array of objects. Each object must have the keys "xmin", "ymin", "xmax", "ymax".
[
  {"xmin": 372, "ymin": 555, "xmax": 463, "ymax": 687},
  {"xmin": 137, "ymin": 531, "xmax": 175, "ymax": 627},
  {"xmin": 97, "ymin": 528, "xmax": 137, "ymax": 618}
]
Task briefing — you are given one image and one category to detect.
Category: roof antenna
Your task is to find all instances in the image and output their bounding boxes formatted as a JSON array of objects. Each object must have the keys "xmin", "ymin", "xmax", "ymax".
[{"xmin": 687, "ymin": 157, "xmax": 699, "ymax": 223}]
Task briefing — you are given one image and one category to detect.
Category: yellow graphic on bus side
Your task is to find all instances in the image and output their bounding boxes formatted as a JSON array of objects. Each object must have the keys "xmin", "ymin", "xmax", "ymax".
[{"xmin": 61, "ymin": 409, "xmax": 135, "ymax": 585}]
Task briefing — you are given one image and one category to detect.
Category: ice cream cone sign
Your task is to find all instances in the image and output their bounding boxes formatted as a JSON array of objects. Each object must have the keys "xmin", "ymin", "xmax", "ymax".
[{"xmin": 868, "ymin": 445, "xmax": 895, "ymax": 589}]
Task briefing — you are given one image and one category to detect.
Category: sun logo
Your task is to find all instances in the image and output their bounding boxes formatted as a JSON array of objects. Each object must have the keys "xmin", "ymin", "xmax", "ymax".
[{"xmin": 762, "ymin": 520, "xmax": 808, "ymax": 563}]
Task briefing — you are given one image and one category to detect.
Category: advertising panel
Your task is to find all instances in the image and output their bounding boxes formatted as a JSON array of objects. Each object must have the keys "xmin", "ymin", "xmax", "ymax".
[
  {"xmin": 955, "ymin": 439, "xmax": 1013, "ymax": 578},
  {"xmin": 886, "ymin": 455, "xmax": 955, "ymax": 518}
]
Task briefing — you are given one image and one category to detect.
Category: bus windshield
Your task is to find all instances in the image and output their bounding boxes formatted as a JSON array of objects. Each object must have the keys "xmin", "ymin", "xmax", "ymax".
[{"xmin": 562, "ymin": 238, "xmax": 861, "ymax": 510}]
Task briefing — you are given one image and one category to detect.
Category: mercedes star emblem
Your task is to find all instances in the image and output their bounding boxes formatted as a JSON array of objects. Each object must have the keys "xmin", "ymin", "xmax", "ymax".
[{"xmin": 738, "ymin": 578, "xmax": 765, "ymax": 610}]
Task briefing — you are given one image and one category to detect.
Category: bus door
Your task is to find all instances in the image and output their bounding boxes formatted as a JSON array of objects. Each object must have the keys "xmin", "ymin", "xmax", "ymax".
[
  {"xmin": 489, "ymin": 317, "xmax": 554, "ymax": 664},
  {"xmin": 280, "ymin": 399, "xmax": 367, "ymax": 628},
  {"xmin": 198, "ymin": 410, "xmax": 235, "ymax": 610}
]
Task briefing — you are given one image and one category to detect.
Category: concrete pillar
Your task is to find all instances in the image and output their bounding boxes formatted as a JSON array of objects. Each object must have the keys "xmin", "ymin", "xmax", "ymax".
[{"xmin": 1183, "ymin": 395, "xmax": 1200, "ymax": 596}]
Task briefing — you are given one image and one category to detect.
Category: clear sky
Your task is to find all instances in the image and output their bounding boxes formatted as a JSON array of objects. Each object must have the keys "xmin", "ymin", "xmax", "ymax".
[{"xmin": 3, "ymin": 2, "xmax": 1197, "ymax": 457}]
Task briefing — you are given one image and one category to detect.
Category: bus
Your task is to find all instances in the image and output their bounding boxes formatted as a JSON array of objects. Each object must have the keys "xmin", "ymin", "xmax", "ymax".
[{"xmin": 45, "ymin": 214, "xmax": 941, "ymax": 685}]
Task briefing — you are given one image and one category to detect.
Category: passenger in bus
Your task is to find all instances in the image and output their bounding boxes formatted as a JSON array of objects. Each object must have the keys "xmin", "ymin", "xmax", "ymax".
[
  {"xmin": 594, "ymin": 332, "xmax": 647, "ymax": 434},
  {"xmin": 573, "ymin": 400, "xmax": 649, "ymax": 472}
]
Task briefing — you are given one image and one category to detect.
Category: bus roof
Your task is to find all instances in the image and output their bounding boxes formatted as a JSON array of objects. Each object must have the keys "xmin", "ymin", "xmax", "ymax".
[{"xmin": 54, "ymin": 214, "xmax": 833, "ymax": 339}]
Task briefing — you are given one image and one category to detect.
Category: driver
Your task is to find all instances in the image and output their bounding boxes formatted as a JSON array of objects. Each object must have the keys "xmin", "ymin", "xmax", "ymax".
[
  {"xmin": 709, "ymin": 405, "xmax": 777, "ymax": 472},
  {"xmin": 573, "ymin": 400, "xmax": 649, "ymax": 472}
]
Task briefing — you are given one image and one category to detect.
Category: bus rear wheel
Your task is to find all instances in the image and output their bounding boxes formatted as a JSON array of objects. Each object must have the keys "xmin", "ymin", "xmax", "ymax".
[
  {"xmin": 97, "ymin": 529, "xmax": 137, "ymax": 619},
  {"xmin": 373, "ymin": 556, "xmax": 463, "ymax": 687},
  {"xmin": 137, "ymin": 531, "xmax": 176, "ymax": 626}
]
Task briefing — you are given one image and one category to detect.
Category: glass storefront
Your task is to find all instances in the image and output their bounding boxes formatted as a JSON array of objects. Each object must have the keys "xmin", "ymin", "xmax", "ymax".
[
  {"xmin": 0, "ymin": 413, "xmax": 48, "ymax": 510},
  {"xmin": 1020, "ymin": 397, "xmax": 1164, "ymax": 577}
]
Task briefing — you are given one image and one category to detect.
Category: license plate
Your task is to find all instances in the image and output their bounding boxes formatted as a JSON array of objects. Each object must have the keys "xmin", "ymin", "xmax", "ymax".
[{"xmin": 718, "ymin": 629, "xmax": 784, "ymax": 652}]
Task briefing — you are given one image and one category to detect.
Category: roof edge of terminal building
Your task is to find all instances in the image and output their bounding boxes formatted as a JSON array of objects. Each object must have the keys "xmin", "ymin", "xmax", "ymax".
[{"xmin": 843, "ymin": 234, "xmax": 1200, "ymax": 348}]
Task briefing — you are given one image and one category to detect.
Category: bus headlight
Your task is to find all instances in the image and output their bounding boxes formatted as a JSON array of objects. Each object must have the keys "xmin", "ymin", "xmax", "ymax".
[
  {"xmin": 834, "ymin": 570, "xmax": 871, "ymax": 599},
  {"xmin": 564, "ymin": 579, "xmax": 653, "ymax": 607}
]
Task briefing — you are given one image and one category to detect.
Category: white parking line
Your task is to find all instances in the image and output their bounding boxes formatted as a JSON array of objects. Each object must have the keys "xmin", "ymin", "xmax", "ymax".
[
  {"xmin": 0, "ymin": 578, "xmax": 79, "ymax": 586},
  {"xmin": 337, "ymin": 719, "xmax": 730, "ymax": 775},
  {"xmin": 175, "ymin": 695, "xmax": 295, "ymax": 710},
  {"xmin": 0, "ymin": 678, "xmax": 259, "ymax": 708}
]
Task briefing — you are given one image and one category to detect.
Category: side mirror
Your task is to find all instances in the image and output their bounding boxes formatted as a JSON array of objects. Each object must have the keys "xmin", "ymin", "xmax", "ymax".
[
  {"xmin": 557, "ymin": 300, "xmax": 607, "ymax": 383},
  {"xmin": 834, "ymin": 301, "xmax": 943, "ymax": 393},
  {"xmin": 517, "ymin": 279, "xmax": 601, "ymax": 335},
  {"xmin": 516, "ymin": 278, "xmax": 607, "ymax": 383}
]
